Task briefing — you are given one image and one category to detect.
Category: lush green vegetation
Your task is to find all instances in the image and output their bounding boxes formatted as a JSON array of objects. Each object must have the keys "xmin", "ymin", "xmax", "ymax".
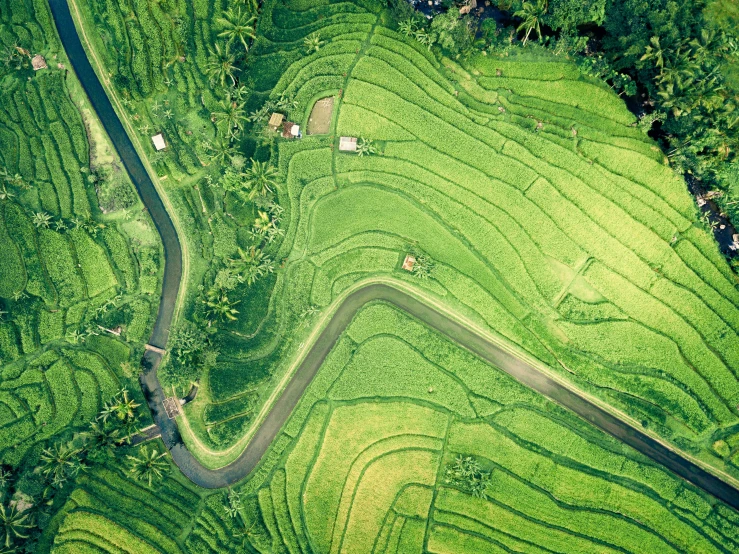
[
  {"xmin": 4, "ymin": 0, "xmax": 738, "ymax": 551},
  {"xmin": 156, "ymin": 0, "xmax": 739, "ymax": 483},
  {"xmin": 232, "ymin": 301, "xmax": 739, "ymax": 553},
  {"xmin": 0, "ymin": 0, "xmax": 167, "ymax": 549}
]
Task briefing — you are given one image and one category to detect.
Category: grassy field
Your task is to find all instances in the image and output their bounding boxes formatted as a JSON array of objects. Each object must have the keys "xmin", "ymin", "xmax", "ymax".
[
  {"xmin": 0, "ymin": 0, "xmax": 161, "ymax": 465},
  {"xmin": 234, "ymin": 301, "xmax": 739, "ymax": 554},
  {"xmin": 167, "ymin": 0, "xmax": 739, "ymax": 481}
]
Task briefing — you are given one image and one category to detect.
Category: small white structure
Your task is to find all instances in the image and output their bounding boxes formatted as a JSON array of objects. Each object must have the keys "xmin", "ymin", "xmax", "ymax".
[
  {"xmin": 290, "ymin": 124, "xmax": 300, "ymax": 137},
  {"xmin": 151, "ymin": 133, "xmax": 166, "ymax": 151},
  {"xmin": 339, "ymin": 136, "xmax": 357, "ymax": 152}
]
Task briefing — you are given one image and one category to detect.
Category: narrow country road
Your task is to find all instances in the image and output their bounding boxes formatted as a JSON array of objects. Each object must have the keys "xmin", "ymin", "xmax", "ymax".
[{"xmin": 48, "ymin": 0, "xmax": 739, "ymax": 510}]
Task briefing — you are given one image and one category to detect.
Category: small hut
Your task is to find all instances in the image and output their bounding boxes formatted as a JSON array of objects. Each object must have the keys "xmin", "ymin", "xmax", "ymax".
[
  {"xmin": 32, "ymin": 54, "xmax": 47, "ymax": 71},
  {"xmin": 268, "ymin": 112, "xmax": 284, "ymax": 131},
  {"xmin": 281, "ymin": 121, "xmax": 300, "ymax": 139},
  {"xmin": 151, "ymin": 133, "xmax": 166, "ymax": 151},
  {"xmin": 339, "ymin": 136, "xmax": 357, "ymax": 152},
  {"xmin": 402, "ymin": 254, "xmax": 416, "ymax": 272}
]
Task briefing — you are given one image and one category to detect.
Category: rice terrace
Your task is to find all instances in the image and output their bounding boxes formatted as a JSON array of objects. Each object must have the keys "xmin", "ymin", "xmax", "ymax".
[{"xmin": 2, "ymin": 0, "xmax": 739, "ymax": 551}]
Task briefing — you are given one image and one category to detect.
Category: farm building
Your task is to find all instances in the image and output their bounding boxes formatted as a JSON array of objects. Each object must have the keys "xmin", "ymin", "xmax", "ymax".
[
  {"xmin": 339, "ymin": 136, "xmax": 357, "ymax": 151},
  {"xmin": 268, "ymin": 112, "xmax": 284, "ymax": 131},
  {"xmin": 151, "ymin": 133, "xmax": 166, "ymax": 151},
  {"xmin": 282, "ymin": 121, "xmax": 301, "ymax": 139}
]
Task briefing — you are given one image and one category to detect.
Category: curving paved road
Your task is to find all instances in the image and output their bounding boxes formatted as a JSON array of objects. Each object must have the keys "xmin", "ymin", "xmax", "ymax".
[{"xmin": 48, "ymin": 0, "xmax": 739, "ymax": 509}]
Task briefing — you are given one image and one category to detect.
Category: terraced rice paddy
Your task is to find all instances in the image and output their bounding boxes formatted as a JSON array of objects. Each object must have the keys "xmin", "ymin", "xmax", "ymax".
[
  {"xmin": 48, "ymin": 464, "xmax": 248, "ymax": 553},
  {"xmin": 0, "ymin": 0, "xmax": 160, "ymax": 464},
  {"xmin": 239, "ymin": 302, "xmax": 739, "ymax": 553},
  {"xmin": 188, "ymin": 0, "xmax": 739, "ymax": 482}
]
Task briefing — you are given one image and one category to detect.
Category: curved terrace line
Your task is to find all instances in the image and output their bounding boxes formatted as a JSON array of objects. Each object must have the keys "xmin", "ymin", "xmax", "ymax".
[{"xmin": 48, "ymin": 0, "xmax": 739, "ymax": 511}]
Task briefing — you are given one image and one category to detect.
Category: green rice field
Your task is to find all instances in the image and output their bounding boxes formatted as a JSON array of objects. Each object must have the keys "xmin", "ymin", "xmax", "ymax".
[
  {"xmin": 177, "ymin": 0, "xmax": 739, "ymax": 482},
  {"xmin": 0, "ymin": 0, "xmax": 161, "ymax": 465},
  {"xmin": 235, "ymin": 301, "xmax": 739, "ymax": 554}
]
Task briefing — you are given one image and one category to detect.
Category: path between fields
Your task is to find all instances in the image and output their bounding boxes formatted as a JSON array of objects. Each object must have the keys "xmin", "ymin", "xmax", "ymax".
[{"xmin": 48, "ymin": 0, "xmax": 739, "ymax": 509}]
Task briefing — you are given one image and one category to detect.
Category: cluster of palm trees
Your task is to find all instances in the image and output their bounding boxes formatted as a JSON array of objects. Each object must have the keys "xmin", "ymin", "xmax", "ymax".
[
  {"xmin": 0, "ymin": 387, "xmax": 161, "ymax": 549},
  {"xmin": 30, "ymin": 210, "xmax": 105, "ymax": 236},
  {"xmin": 444, "ymin": 455, "xmax": 492, "ymax": 499},
  {"xmin": 638, "ymin": 29, "xmax": 739, "ymax": 178},
  {"xmin": 0, "ymin": 168, "xmax": 30, "ymax": 202},
  {"xmin": 203, "ymin": 3, "xmax": 259, "ymax": 146}
]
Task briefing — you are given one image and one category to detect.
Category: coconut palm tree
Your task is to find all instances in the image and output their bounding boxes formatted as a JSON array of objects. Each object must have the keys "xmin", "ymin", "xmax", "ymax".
[
  {"xmin": 0, "ymin": 184, "xmax": 14, "ymax": 201},
  {"xmin": 0, "ymin": 504, "xmax": 32, "ymax": 549},
  {"xmin": 32, "ymin": 211, "xmax": 52, "ymax": 229},
  {"xmin": 206, "ymin": 42, "xmax": 239, "ymax": 88},
  {"xmin": 38, "ymin": 442, "xmax": 82, "ymax": 483},
  {"xmin": 99, "ymin": 389, "xmax": 140, "ymax": 424},
  {"xmin": 304, "ymin": 32, "xmax": 324, "ymax": 53},
  {"xmin": 356, "ymin": 137, "xmax": 376, "ymax": 157},
  {"xmin": 514, "ymin": 0, "xmax": 547, "ymax": 46},
  {"xmin": 84, "ymin": 421, "xmax": 123, "ymax": 460},
  {"xmin": 204, "ymin": 137, "xmax": 236, "ymax": 166},
  {"xmin": 228, "ymin": 247, "xmax": 274, "ymax": 285},
  {"xmin": 244, "ymin": 159, "xmax": 279, "ymax": 199},
  {"xmin": 127, "ymin": 446, "xmax": 169, "ymax": 487},
  {"xmin": 217, "ymin": 6, "xmax": 257, "ymax": 52},
  {"xmin": 203, "ymin": 289, "xmax": 240, "ymax": 323},
  {"xmin": 212, "ymin": 94, "xmax": 248, "ymax": 140}
]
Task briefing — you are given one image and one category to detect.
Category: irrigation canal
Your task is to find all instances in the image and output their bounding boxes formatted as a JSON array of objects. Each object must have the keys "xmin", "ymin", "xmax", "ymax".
[{"xmin": 48, "ymin": 0, "xmax": 739, "ymax": 509}]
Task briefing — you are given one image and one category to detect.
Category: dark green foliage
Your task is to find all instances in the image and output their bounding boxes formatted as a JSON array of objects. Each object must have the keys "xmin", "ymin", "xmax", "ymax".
[{"xmin": 159, "ymin": 320, "xmax": 217, "ymax": 392}]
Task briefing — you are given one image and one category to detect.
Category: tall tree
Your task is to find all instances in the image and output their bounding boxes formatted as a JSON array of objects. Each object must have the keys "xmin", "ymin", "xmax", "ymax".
[
  {"xmin": 515, "ymin": 0, "xmax": 548, "ymax": 46},
  {"xmin": 217, "ymin": 6, "xmax": 257, "ymax": 53},
  {"xmin": 213, "ymin": 94, "xmax": 248, "ymax": 140},
  {"xmin": 244, "ymin": 159, "xmax": 279, "ymax": 199},
  {"xmin": 126, "ymin": 446, "xmax": 169, "ymax": 487},
  {"xmin": 0, "ymin": 504, "xmax": 32, "ymax": 549},
  {"xmin": 206, "ymin": 42, "xmax": 239, "ymax": 88}
]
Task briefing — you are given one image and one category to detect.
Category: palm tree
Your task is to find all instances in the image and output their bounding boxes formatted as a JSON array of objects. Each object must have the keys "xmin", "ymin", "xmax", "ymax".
[
  {"xmin": 39, "ymin": 442, "xmax": 81, "ymax": 483},
  {"xmin": 414, "ymin": 30, "xmax": 435, "ymax": 50},
  {"xmin": 127, "ymin": 446, "xmax": 169, "ymax": 487},
  {"xmin": 84, "ymin": 421, "xmax": 123, "ymax": 460},
  {"xmin": 252, "ymin": 210, "xmax": 273, "ymax": 236},
  {"xmin": 228, "ymin": 247, "xmax": 274, "ymax": 285},
  {"xmin": 0, "ymin": 184, "xmax": 14, "ymax": 201},
  {"xmin": 304, "ymin": 32, "xmax": 324, "ymax": 53},
  {"xmin": 217, "ymin": 6, "xmax": 257, "ymax": 52},
  {"xmin": 0, "ymin": 504, "xmax": 32, "ymax": 549},
  {"xmin": 244, "ymin": 159, "xmax": 279, "ymax": 199},
  {"xmin": 641, "ymin": 36, "xmax": 667, "ymax": 71},
  {"xmin": 204, "ymin": 137, "xmax": 236, "ymax": 165},
  {"xmin": 514, "ymin": 0, "xmax": 547, "ymax": 46},
  {"xmin": 203, "ymin": 289, "xmax": 240, "ymax": 323},
  {"xmin": 213, "ymin": 95, "xmax": 248, "ymax": 140},
  {"xmin": 398, "ymin": 18, "xmax": 417, "ymax": 38},
  {"xmin": 356, "ymin": 137, "xmax": 376, "ymax": 157},
  {"xmin": 206, "ymin": 42, "xmax": 239, "ymax": 88},
  {"xmin": 32, "ymin": 211, "xmax": 52, "ymax": 229},
  {"xmin": 99, "ymin": 389, "xmax": 140, "ymax": 424}
]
